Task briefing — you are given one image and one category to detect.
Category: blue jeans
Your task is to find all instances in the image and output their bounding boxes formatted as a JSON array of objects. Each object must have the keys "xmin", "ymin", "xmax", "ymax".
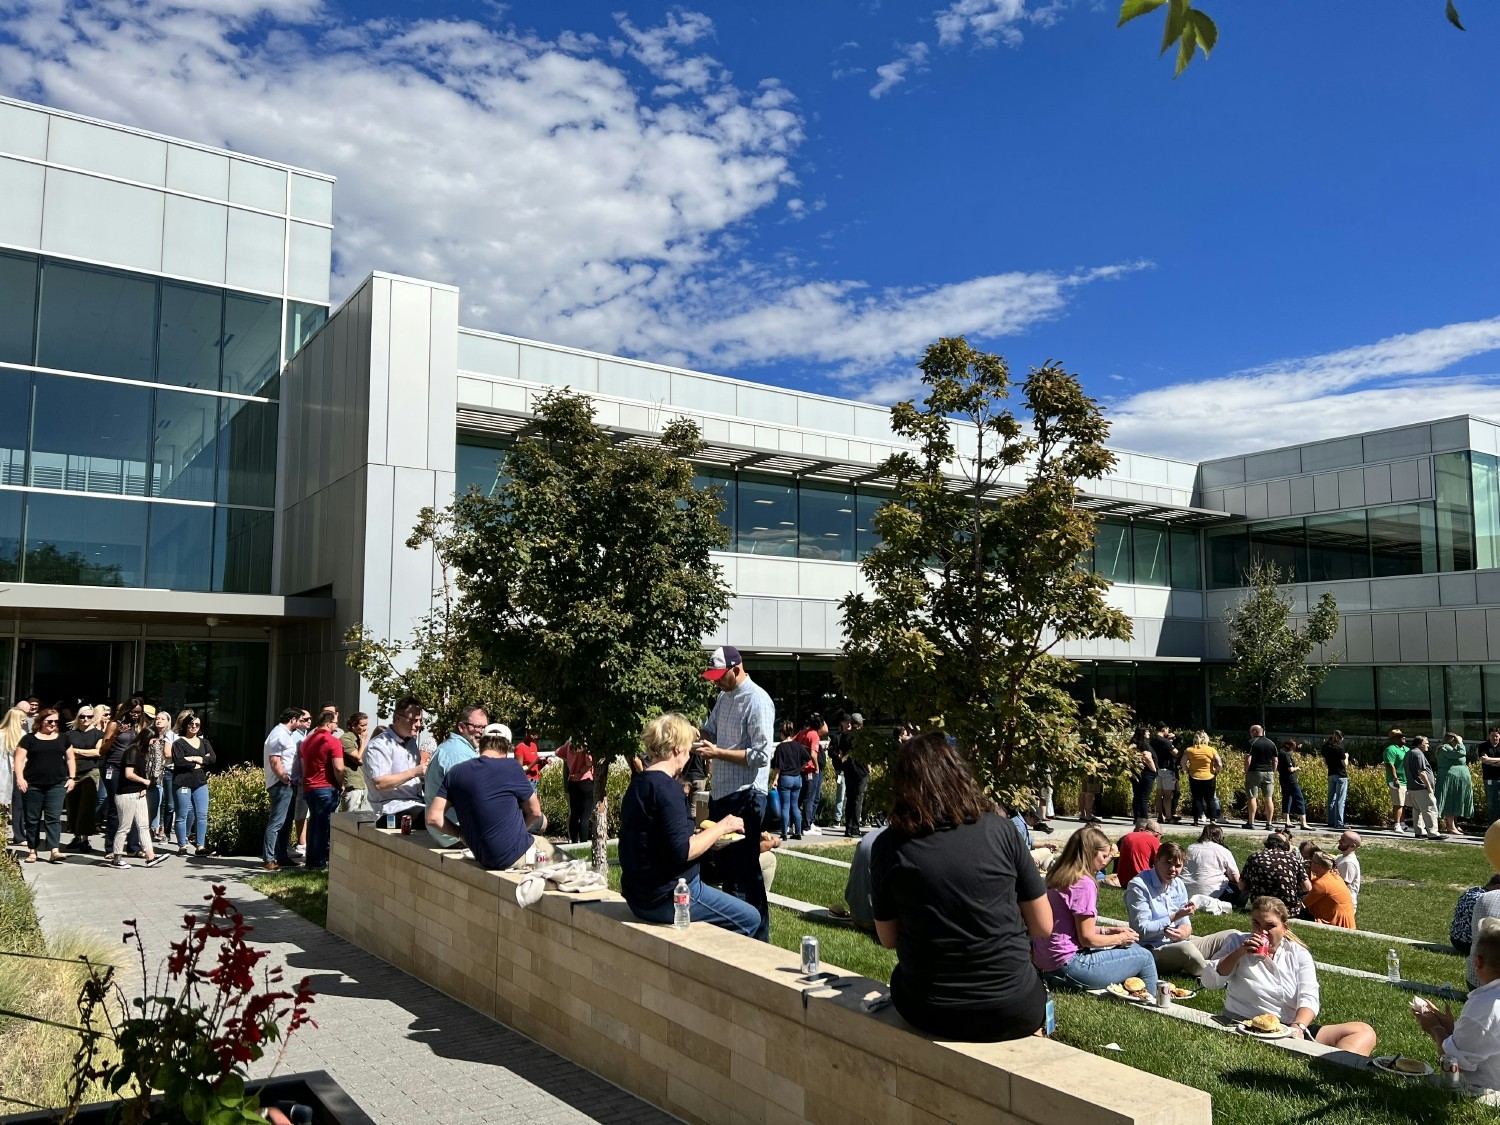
[
  {"xmin": 708, "ymin": 788, "xmax": 769, "ymax": 942},
  {"xmin": 175, "ymin": 784, "xmax": 209, "ymax": 850},
  {"xmin": 264, "ymin": 781, "xmax": 295, "ymax": 864},
  {"xmin": 304, "ymin": 787, "xmax": 339, "ymax": 867},
  {"xmin": 1049, "ymin": 944, "xmax": 1159, "ymax": 994},
  {"xmin": 1326, "ymin": 775, "xmax": 1348, "ymax": 830},
  {"xmin": 628, "ymin": 875, "xmax": 761, "ymax": 938},
  {"xmin": 777, "ymin": 775, "xmax": 804, "ymax": 836},
  {"xmin": 1282, "ymin": 777, "xmax": 1307, "ymax": 819},
  {"xmin": 801, "ymin": 770, "xmax": 821, "ymax": 829},
  {"xmin": 1487, "ymin": 779, "xmax": 1500, "ymax": 826}
]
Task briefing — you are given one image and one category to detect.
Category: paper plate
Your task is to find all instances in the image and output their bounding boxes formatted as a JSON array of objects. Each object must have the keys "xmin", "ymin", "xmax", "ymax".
[
  {"xmin": 1104, "ymin": 983, "xmax": 1153, "ymax": 1003},
  {"xmin": 1372, "ymin": 1056, "xmax": 1434, "ymax": 1078},
  {"xmin": 1237, "ymin": 1021, "xmax": 1294, "ymax": 1039}
]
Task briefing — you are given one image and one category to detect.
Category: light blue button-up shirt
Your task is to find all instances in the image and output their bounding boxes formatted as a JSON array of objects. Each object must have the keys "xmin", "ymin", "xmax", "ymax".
[
  {"xmin": 425, "ymin": 732, "xmax": 478, "ymax": 846},
  {"xmin": 1124, "ymin": 865, "xmax": 1189, "ymax": 949},
  {"xmin": 700, "ymin": 675, "xmax": 774, "ymax": 797}
]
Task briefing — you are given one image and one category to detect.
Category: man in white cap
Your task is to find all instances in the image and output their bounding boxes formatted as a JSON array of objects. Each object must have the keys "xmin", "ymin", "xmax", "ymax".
[
  {"xmin": 696, "ymin": 645, "xmax": 775, "ymax": 941},
  {"xmin": 423, "ymin": 705, "xmax": 487, "ymax": 847}
]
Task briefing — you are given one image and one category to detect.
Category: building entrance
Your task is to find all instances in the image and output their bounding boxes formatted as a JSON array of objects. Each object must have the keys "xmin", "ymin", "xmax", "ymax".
[{"xmin": 18, "ymin": 639, "xmax": 135, "ymax": 712}]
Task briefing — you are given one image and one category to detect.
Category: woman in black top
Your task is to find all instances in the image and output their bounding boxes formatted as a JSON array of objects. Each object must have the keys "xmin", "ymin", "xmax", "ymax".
[
  {"xmin": 1130, "ymin": 725, "xmax": 1156, "ymax": 822},
  {"xmin": 111, "ymin": 719, "xmax": 165, "ymax": 870},
  {"xmin": 1278, "ymin": 740, "xmax": 1310, "ymax": 832},
  {"xmin": 64, "ymin": 705, "xmax": 104, "ymax": 851},
  {"xmin": 14, "ymin": 708, "xmax": 76, "ymax": 863},
  {"xmin": 770, "ymin": 720, "xmax": 810, "ymax": 839},
  {"xmin": 103, "ymin": 700, "xmax": 149, "ymax": 863},
  {"xmin": 872, "ymin": 732, "xmax": 1054, "ymax": 1042},
  {"xmin": 171, "ymin": 711, "xmax": 216, "ymax": 856}
]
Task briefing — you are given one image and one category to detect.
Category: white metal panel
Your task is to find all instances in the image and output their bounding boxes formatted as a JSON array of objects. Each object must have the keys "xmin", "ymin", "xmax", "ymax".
[
  {"xmin": 456, "ymin": 377, "xmax": 493, "ymax": 408},
  {"xmin": 224, "ymin": 208, "xmax": 284, "ymax": 293},
  {"xmin": 287, "ymin": 222, "xmax": 332, "ymax": 302},
  {"xmin": 1167, "ymin": 590, "xmax": 1204, "ymax": 618},
  {"xmin": 1458, "ymin": 610, "xmax": 1490, "ymax": 662},
  {"xmin": 1312, "ymin": 473, "xmax": 1339, "ymax": 511},
  {"xmin": 0, "ymin": 102, "xmax": 48, "ymax": 158},
  {"xmin": 852, "ymin": 405, "xmax": 895, "ymax": 442},
  {"xmin": 1427, "ymin": 611, "xmax": 1458, "ymax": 663},
  {"xmin": 364, "ymin": 277, "xmax": 391, "ymax": 465},
  {"xmin": 1369, "ymin": 613, "xmax": 1401, "ymax": 661},
  {"xmin": 41, "ymin": 168, "xmax": 163, "ymax": 271},
  {"xmin": 1131, "ymin": 586, "xmax": 1172, "ymax": 617},
  {"xmin": 166, "ymin": 145, "xmax": 229, "ymax": 199},
  {"xmin": 289, "ymin": 174, "xmax": 333, "ymax": 223},
  {"xmin": 361, "ymin": 463, "xmax": 396, "ymax": 636},
  {"xmin": 1397, "ymin": 613, "xmax": 1430, "ymax": 662},
  {"xmin": 490, "ymin": 381, "xmax": 527, "ymax": 413},
  {"xmin": 427, "ymin": 285, "xmax": 460, "ymax": 477},
  {"xmin": 737, "ymin": 385, "xmax": 798, "ymax": 426},
  {"xmin": 386, "ymin": 468, "xmax": 438, "ymax": 638},
  {"xmin": 48, "ymin": 116, "xmax": 166, "ymax": 185},
  {"xmin": 734, "ymin": 555, "xmax": 800, "ymax": 597},
  {"xmin": 776, "ymin": 600, "xmax": 803, "ymax": 649},
  {"xmin": 618, "ymin": 403, "xmax": 652, "ymax": 432},
  {"xmin": 457, "ymin": 333, "xmax": 519, "ymax": 378},
  {"xmin": 385, "ymin": 280, "xmax": 433, "ymax": 469},
  {"xmin": 1343, "ymin": 614, "xmax": 1374, "ymax": 663},
  {"xmin": 796, "ymin": 560, "xmax": 859, "ymax": 600},
  {"xmin": 798, "ymin": 397, "xmax": 855, "ymax": 434},
  {"xmin": 161, "ymin": 195, "xmax": 227, "ymax": 284},
  {"xmin": 0, "ymin": 157, "xmax": 43, "ymax": 248},
  {"xmin": 229, "ymin": 159, "xmax": 287, "ymax": 212},
  {"xmin": 725, "ymin": 598, "xmax": 752, "ymax": 645}
]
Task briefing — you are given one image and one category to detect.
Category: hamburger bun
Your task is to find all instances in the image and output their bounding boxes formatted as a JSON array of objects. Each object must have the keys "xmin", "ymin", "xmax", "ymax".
[
  {"xmin": 1246, "ymin": 1013, "xmax": 1283, "ymax": 1033},
  {"xmin": 1123, "ymin": 977, "xmax": 1146, "ymax": 993},
  {"xmin": 1394, "ymin": 1057, "xmax": 1427, "ymax": 1074}
]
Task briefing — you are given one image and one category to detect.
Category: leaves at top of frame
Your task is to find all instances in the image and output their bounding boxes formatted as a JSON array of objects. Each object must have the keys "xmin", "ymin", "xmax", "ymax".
[{"xmin": 1447, "ymin": 1, "xmax": 1465, "ymax": 31}]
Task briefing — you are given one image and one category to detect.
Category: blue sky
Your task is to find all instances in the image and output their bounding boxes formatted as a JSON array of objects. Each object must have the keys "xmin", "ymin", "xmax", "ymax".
[{"xmin": 2, "ymin": 0, "xmax": 1498, "ymax": 453}]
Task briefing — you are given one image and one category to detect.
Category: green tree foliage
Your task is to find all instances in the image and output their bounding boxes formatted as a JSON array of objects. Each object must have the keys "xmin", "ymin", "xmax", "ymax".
[
  {"xmin": 345, "ymin": 506, "xmax": 529, "ymax": 739},
  {"xmin": 441, "ymin": 390, "xmax": 731, "ymax": 869},
  {"xmin": 837, "ymin": 337, "xmax": 1136, "ymax": 811},
  {"xmin": 1222, "ymin": 560, "xmax": 1340, "ymax": 727}
]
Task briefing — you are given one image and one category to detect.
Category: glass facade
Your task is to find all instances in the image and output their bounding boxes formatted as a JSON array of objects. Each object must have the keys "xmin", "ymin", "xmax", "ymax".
[
  {"xmin": 1472, "ymin": 452, "xmax": 1500, "ymax": 570},
  {"xmin": 0, "ymin": 251, "xmax": 278, "ymax": 593},
  {"xmin": 1208, "ymin": 504, "xmax": 1446, "ymax": 588},
  {"xmin": 142, "ymin": 640, "xmax": 270, "ymax": 767}
]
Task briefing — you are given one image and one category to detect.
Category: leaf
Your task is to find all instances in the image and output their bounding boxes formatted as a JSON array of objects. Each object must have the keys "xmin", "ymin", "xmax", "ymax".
[
  {"xmin": 1160, "ymin": 0, "xmax": 1189, "ymax": 55},
  {"xmin": 1174, "ymin": 20, "xmax": 1198, "ymax": 76},
  {"xmin": 1186, "ymin": 8, "xmax": 1217, "ymax": 55},
  {"xmin": 1117, "ymin": 0, "xmax": 1167, "ymax": 26},
  {"xmin": 1446, "ymin": 0, "xmax": 1465, "ymax": 30}
]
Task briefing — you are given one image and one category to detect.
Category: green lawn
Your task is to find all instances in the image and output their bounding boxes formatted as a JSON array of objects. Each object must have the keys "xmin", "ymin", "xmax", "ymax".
[{"xmin": 246, "ymin": 868, "xmax": 329, "ymax": 928}]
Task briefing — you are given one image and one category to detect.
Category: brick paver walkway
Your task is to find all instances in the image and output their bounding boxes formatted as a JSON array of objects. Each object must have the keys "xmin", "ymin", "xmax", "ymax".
[{"xmin": 23, "ymin": 852, "xmax": 677, "ymax": 1125}]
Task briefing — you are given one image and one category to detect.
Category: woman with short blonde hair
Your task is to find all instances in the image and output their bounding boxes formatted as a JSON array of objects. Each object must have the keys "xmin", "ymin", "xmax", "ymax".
[
  {"xmin": 1, "ymin": 706, "xmax": 26, "ymax": 846},
  {"xmin": 617, "ymin": 712, "xmax": 759, "ymax": 936}
]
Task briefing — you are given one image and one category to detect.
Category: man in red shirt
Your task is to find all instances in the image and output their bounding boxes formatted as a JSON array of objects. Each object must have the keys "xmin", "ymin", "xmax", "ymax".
[
  {"xmin": 1116, "ymin": 818, "xmax": 1162, "ymax": 887},
  {"xmin": 299, "ymin": 709, "xmax": 344, "ymax": 869},
  {"xmin": 513, "ymin": 727, "xmax": 542, "ymax": 789}
]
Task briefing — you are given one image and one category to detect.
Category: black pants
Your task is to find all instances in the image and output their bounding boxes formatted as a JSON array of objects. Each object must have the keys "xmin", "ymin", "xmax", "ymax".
[
  {"xmin": 1131, "ymin": 773, "xmax": 1155, "ymax": 821},
  {"xmin": 844, "ymin": 771, "xmax": 869, "ymax": 834},
  {"xmin": 66, "ymin": 770, "xmax": 99, "ymax": 837},
  {"xmin": 708, "ymin": 789, "xmax": 769, "ymax": 942},
  {"xmin": 566, "ymin": 779, "xmax": 595, "ymax": 843},
  {"xmin": 1189, "ymin": 777, "xmax": 1220, "ymax": 821}
]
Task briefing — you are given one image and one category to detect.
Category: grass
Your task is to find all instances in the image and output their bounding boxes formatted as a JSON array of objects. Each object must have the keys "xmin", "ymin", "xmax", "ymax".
[{"xmin": 246, "ymin": 868, "xmax": 329, "ymax": 928}]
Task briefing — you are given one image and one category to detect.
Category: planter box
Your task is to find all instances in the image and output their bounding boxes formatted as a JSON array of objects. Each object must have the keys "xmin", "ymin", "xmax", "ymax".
[{"xmin": 0, "ymin": 1070, "xmax": 375, "ymax": 1125}]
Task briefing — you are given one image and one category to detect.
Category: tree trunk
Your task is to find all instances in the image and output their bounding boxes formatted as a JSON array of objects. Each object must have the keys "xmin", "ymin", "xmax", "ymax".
[{"xmin": 590, "ymin": 756, "xmax": 610, "ymax": 874}]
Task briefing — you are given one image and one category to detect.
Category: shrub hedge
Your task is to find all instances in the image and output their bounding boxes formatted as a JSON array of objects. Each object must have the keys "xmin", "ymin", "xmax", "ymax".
[{"xmin": 205, "ymin": 764, "xmax": 271, "ymax": 857}]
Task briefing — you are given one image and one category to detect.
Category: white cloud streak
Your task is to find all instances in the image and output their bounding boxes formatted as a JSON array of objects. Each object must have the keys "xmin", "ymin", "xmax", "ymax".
[{"xmin": 869, "ymin": 41, "xmax": 929, "ymax": 98}]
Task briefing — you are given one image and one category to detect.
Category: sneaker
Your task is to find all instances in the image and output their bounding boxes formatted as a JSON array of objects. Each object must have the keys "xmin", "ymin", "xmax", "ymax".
[
  {"xmin": 1242, "ymin": 821, "xmax": 1253, "ymax": 829},
  {"xmin": 111, "ymin": 859, "xmax": 130, "ymax": 870},
  {"xmin": 1393, "ymin": 824, "xmax": 1409, "ymax": 834},
  {"xmin": 805, "ymin": 826, "xmax": 821, "ymax": 835},
  {"xmin": 1429, "ymin": 834, "xmax": 1449, "ymax": 842},
  {"xmin": 145, "ymin": 854, "xmax": 168, "ymax": 868},
  {"xmin": 178, "ymin": 846, "xmax": 189, "ymax": 857},
  {"xmin": 1034, "ymin": 822, "xmax": 1054, "ymax": 834},
  {"xmin": 262, "ymin": 861, "xmax": 280, "ymax": 871}
]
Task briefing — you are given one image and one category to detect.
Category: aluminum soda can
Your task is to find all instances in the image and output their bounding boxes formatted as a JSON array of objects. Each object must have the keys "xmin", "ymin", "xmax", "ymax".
[
  {"xmin": 399, "ymin": 814, "xmax": 412, "ymax": 835},
  {"xmin": 801, "ymin": 935, "xmax": 820, "ymax": 977},
  {"xmin": 1157, "ymin": 981, "xmax": 1172, "ymax": 1008},
  {"xmin": 1441, "ymin": 1054, "xmax": 1462, "ymax": 1087}
]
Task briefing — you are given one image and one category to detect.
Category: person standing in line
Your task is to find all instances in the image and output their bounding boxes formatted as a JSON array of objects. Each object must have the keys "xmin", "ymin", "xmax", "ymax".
[
  {"xmin": 1277, "ymin": 740, "xmax": 1310, "ymax": 832},
  {"xmin": 1405, "ymin": 735, "xmax": 1445, "ymax": 840},
  {"xmin": 299, "ymin": 709, "xmax": 345, "ymax": 868},
  {"xmin": 793, "ymin": 714, "xmax": 826, "ymax": 835},
  {"xmin": 91, "ymin": 704, "xmax": 116, "ymax": 848},
  {"xmin": 830, "ymin": 713, "xmax": 853, "ymax": 826},
  {"xmin": 14, "ymin": 708, "xmax": 75, "ymax": 864},
  {"xmin": 62, "ymin": 706, "xmax": 103, "ymax": 852},
  {"xmin": 109, "ymin": 716, "xmax": 166, "ymax": 870},
  {"xmin": 1, "ymin": 706, "xmax": 25, "ymax": 847},
  {"xmin": 554, "ymin": 738, "xmax": 596, "ymax": 843},
  {"xmin": 1334, "ymin": 831, "xmax": 1363, "ymax": 911},
  {"xmin": 1479, "ymin": 729, "xmax": 1500, "ymax": 826},
  {"xmin": 695, "ymin": 645, "xmax": 775, "ymax": 942},
  {"xmin": 1322, "ymin": 731, "xmax": 1350, "ymax": 832},
  {"xmin": 424, "ymin": 705, "xmax": 486, "ymax": 847},
  {"xmin": 363, "ymin": 696, "xmax": 431, "ymax": 832},
  {"xmin": 339, "ymin": 712, "xmax": 372, "ymax": 813},
  {"xmin": 14, "ymin": 696, "xmax": 37, "ymax": 733},
  {"xmin": 841, "ymin": 712, "xmax": 871, "ymax": 837},
  {"xmin": 144, "ymin": 708, "xmax": 174, "ymax": 844},
  {"xmin": 1437, "ymin": 731, "xmax": 1475, "ymax": 837},
  {"xmin": 771, "ymin": 720, "xmax": 809, "ymax": 840},
  {"xmin": 1151, "ymin": 725, "xmax": 1180, "ymax": 824},
  {"xmin": 1181, "ymin": 731, "xmax": 1222, "ymax": 826},
  {"xmin": 1384, "ymin": 728, "xmax": 1409, "ymax": 833},
  {"xmin": 102, "ymin": 701, "xmax": 148, "ymax": 859},
  {"xmin": 262, "ymin": 707, "xmax": 308, "ymax": 871},
  {"xmin": 1130, "ymin": 726, "xmax": 1156, "ymax": 822},
  {"xmin": 511, "ymin": 725, "xmax": 541, "ymax": 792},
  {"xmin": 170, "ymin": 711, "xmax": 215, "ymax": 856},
  {"xmin": 1243, "ymin": 725, "xmax": 1279, "ymax": 831}
]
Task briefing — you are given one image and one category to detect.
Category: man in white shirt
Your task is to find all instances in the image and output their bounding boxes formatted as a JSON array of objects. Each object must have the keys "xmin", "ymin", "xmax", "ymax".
[
  {"xmin": 262, "ymin": 707, "xmax": 310, "ymax": 870},
  {"xmin": 1334, "ymin": 831, "xmax": 1363, "ymax": 910},
  {"xmin": 1418, "ymin": 918, "xmax": 1500, "ymax": 1090},
  {"xmin": 364, "ymin": 695, "xmax": 431, "ymax": 828}
]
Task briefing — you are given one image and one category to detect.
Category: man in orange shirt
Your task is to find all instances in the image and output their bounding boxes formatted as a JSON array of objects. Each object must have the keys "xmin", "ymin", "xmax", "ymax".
[{"xmin": 1303, "ymin": 850, "xmax": 1357, "ymax": 929}]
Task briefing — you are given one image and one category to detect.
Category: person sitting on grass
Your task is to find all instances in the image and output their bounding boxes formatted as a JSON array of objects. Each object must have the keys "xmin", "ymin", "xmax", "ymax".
[
  {"xmin": 1301, "ymin": 851, "xmax": 1356, "ymax": 929},
  {"xmin": 426, "ymin": 730, "xmax": 549, "ymax": 871},
  {"xmin": 1200, "ymin": 895, "xmax": 1377, "ymax": 1055},
  {"xmin": 1334, "ymin": 832, "xmax": 1362, "ymax": 910},
  {"xmin": 1414, "ymin": 918, "xmax": 1500, "ymax": 1090},
  {"xmin": 1124, "ymin": 842, "xmax": 1239, "ymax": 975},
  {"xmin": 1182, "ymin": 823, "xmax": 1239, "ymax": 901},
  {"xmin": 618, "ymin": 713, "xmax": 759, "ymax": 936},
  {"xmin": 1239, "ymin": 833, "xmax": 1310, "ymax": 918},
  {"xmin": 872, "ymin": 733, "xmax": 1054, "ymax": 1042},
  {"xmin": 1453, "ymin": 875, "xmax": 1500, "ymax": 957},
  {"xmin": 827, "ymin": 825, "xmax": 885, "ymax": 931},
  {"xmin": 1116, "ymin": 818, "xmax": 1162, "ymax": 887},
  {"xmin": 1033, "ymin": 824, "xmax": 1158, "ymax": 995}
]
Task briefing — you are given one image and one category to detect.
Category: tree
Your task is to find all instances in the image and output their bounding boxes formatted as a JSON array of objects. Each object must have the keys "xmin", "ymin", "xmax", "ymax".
[
  {"xmin": 837, "ymin": 337, "xmax": 1136, "ymax": 813},
  {"xmin": 345, "ymin": 506, "xmax": 529, "ymax": 737},
  {"xmin": 441, "ymin": 389, "xmax": 731, "ymax": 870},
  {"xmin": 1222, "ymin": 560, "xmax": 1340, "ymax": 727}
]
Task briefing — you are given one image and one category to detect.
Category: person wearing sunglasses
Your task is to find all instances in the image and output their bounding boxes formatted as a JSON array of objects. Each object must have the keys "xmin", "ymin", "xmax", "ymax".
[
  {"xmin": 13, "ymin": 708, "xmax": 76, "ymax": 863},
  {"xmin": 64, "ymin": 706, "xmax": 104, "ymax": 852}
]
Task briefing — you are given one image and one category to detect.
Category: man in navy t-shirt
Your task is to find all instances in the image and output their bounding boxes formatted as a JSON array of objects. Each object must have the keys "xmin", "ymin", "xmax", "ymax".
[{"xmin": 428, "ymin": 734, "xmax": 545, "ymax": 870}]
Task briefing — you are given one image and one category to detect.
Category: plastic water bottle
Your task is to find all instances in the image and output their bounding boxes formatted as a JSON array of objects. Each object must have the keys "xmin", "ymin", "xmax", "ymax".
[
  {"xmin": 1387, "ymin": 948, "xmax": 1400, "ymax": 982},
  {"xmin": 673, "ymin": 879, "xmax": 691, "ymax": 930},
  {"xmin": 1044, "ymin": 987, "xmax": 1056, "ymax": 1037}
]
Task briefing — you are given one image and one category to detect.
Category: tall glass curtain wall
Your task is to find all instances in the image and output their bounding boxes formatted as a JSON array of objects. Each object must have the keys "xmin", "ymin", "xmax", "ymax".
[
  {"xmin": 142, "ymin": 640, "xmax": 269, "ymax": 766},
  {"xmin": 1205, "ymin": 453, "xmax": 1481, "ymax": 589},
  {"xmin": 1209, "ymin": 662, "xmax": 1500, "ymax": 743},
  {"xmin": 0, "ymin": 253, "xmax": 279, "ymax": 591}
]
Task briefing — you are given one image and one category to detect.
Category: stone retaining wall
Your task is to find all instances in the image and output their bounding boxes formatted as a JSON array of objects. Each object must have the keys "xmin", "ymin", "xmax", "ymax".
[{"xmin": 328, "ymin": 815, "xmax": 1211, "ymax": 1125}]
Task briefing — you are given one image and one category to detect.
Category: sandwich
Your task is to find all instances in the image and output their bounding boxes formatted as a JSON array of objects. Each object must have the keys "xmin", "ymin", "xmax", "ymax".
[
  {"xmin": 1122, "ymin": 977, "xmax": 1150, "ymax": 999},
  {"xmin": 1170, "ymin": 986, "xmax": 1193, "ymax": 998},
  {"xmin": 1244, "ymin": 1013, "xmax": 1283, "ymax": 1033},
  {"xmin": 1393, "ymin": 1057, "xmax": 1427, "ymax": 1074}
]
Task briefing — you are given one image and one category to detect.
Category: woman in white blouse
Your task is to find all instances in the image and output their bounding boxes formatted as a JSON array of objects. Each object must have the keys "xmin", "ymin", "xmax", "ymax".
[
  {"xmin": 1182, "ymin": 823, "xmax": 1239, "ymax": 900},
  {"xmin": 1200, "ymin": 896, "xmax": 1377, "ymax": 1055}
]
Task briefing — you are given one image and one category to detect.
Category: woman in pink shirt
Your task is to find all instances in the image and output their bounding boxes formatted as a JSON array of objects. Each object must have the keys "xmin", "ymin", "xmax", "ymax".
[{"xmin": 556, "ymin": 739, "xmax": 595, "ymax": 843}]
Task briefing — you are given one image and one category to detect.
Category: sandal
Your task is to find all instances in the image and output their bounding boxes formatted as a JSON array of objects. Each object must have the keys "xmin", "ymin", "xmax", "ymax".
[
  {"xmin": 24, "ymin": 851, "xmax": 36, "ymax": 863},
  {"xmin": 49, "ymin": 850, "xmax": 63, "ymax": 864}
]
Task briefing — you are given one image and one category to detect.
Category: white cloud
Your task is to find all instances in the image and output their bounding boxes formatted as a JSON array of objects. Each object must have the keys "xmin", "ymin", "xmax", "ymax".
[
  {"xmin": 869, "ymin": 41, "xmax": 930, "ymax": 98},
  {"xmin": 935, "ymin": 0, "xmax": 1030, "ymax": 48},
  {"xmin": 1107, "ymin": 316, "xmax": 1500, "ymax": 455}
]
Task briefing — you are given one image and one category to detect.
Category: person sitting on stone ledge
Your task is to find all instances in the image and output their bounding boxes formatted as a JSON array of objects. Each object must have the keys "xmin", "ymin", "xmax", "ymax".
[
  {"xmin": 872, "ymin": 732, "xmax": 1054, "ymax": 1042},
  {"xmin": 618, "ymin": 713, "xmax": 760, "ymax": 936},
  {"xmin": 427, "ymin": 729, "xmax": 549, "ymax": 870}
]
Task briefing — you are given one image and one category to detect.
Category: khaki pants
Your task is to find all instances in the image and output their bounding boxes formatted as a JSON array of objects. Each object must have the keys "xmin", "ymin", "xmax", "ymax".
[
  {"xmin": 1408, "ymin": 788, "xmax": 1439, "ymax": 836},
  {"xmin": 1152, "ymin": 929, "xmax": 1240, "ymax": 976}
]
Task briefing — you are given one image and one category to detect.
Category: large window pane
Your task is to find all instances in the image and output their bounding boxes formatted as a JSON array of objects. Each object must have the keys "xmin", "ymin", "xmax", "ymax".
[
  {"xmin": 1435, "ymin": 451, "xmax": 1475, "ymax": 572},
  {"xmin": 1133, "ymin": 663, "xmax": 1174, "ymax": 725},
  {"xmin": 798, "ymin": 482, "xmax": 855, "ymax": 562},
  {"xmin": 1312, "ymin": 665, "xmax": 1377, "ymax": 736},
  {"xmin": 36, "ymin": 262, "xmax": 156, "ymax": 380},
  {"xmin": 157, "ymin": 283, "xmax": 222, "ymax": 390},
  {"xmin": 0, "ymin": 252, "xmax": 38, "ymax": 365},
  {"xmin": 1249, "ymin": 518, "xmax": 1307, "ymax": 583},
  {"xmin": 1094, "ymin": 520, "xmax": 1132, "ymax": 583},
  {"xmin": 146, "ymin": 502, "xmax": 214, "ymax": 591},
  {"xmin": 1484, "ymin": 666, "xmax": 1500, "ymax": 733},
  {"xmin": 1377, "ymin": 664, "xmax": 1437, "ymax": 735},
  {"xmin": 30, "ymin": 374, "xmax": 151, "ymax": 496},
  {"xmin": 1172, "ymin": 665, "xmax": 1207, "ymax": 729},
  {"xmin": 692, "ymin": 468, "xmax": 735, "ymax": 543},
  {"xmin": 1169, "ymin": 527, "xmax": 1201, "ymax": 589},
  {"xmin": 1369, "ymin": 503, "xmax": 1437, "ymax": 577},
  {"xmin": 1094, "ymin": 661, "xmax": 1134, "ymax": 709},
  {"xmin": 1445, "ymin": 664, "xmax": 1485, "ymax": 741},
  {"xmin": 458, "ymin": 441, "xmax": 508, "ymax": 498},
  {"xmin": 0, "ymin": 368, "xmax": 30, "ymax": 487},
  {"xmin": 1206, "ymin": 524, "xmax": 1250, "ymax": 589},
  {"xmin": 1131, "ymin": 523, "xmax": 1168, "ymax": 587},
  {"xmin": 214, "ymin": 508, "xmax": 272, "ymax": 593},
  {"xmin": 23, "ymin": 492, "xmax": 146, "ymax": 587},
  {"xmin": 856, "ymin": 490, "xmax": 886, "ymax": 560},
  {"xmin": 1306, "ymin": 510, "xmax": 1370, "ymax": 582},
  {"xmin": 0, "ymin": 490, "xmax": 20, "ymax": 581},
  {"xmin": 142, "ymin": 640, "xmax": 269, "ymax": 768},
  {"xmin": 1209, "ymin": 664, "xmax": 1258, "ymax": 732},
  {"xmin": 152, "ymin": 389, "xmax": 219, "ymax": 501},
  {"xmin": 223, "ymin": 293, "xmax": 282, "ymax": 397},
  {"xmin": 216, "ymin": 398, "xmax": 278, "ymax": 508},
  {"xmin": 737, "ymin": 475, "xmax": 796, "ymax": 556},
  {"xmin": 1474, "ymin": 453, "xmax": 1500, "ymax": 571}
]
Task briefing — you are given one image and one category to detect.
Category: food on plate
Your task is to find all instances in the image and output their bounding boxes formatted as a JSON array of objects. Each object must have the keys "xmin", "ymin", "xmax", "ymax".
[
  {"xmin": 1393, "ymin": 1057, "xmax": 1428, "ymax": 1074},
  {"xmin": 1123, "ymin": 977, "xmax": 1146, "ymax": 992},
  {"xmin": 1170, "ymin": 986, "xmax": 1194, "ymax": 998},
  {"xmin": 697, "ymin": 819, "xmax": 717, "ymax": 829},
  {"xmin": 1243, "ymin": 1014, "xmax": 1284, "ymax": 1034}
]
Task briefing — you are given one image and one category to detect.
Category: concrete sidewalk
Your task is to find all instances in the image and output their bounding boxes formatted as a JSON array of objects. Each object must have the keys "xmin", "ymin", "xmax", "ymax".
[{"xmin": 19, "ymin": 850, "xmax": 676, "ymax": 1125}]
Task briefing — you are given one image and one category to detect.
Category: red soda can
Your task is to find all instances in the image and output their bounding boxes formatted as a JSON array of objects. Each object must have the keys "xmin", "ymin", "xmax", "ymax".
[{"xmin": 399, "ymin": 814, "xmax": 412, "ymax": 835}]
